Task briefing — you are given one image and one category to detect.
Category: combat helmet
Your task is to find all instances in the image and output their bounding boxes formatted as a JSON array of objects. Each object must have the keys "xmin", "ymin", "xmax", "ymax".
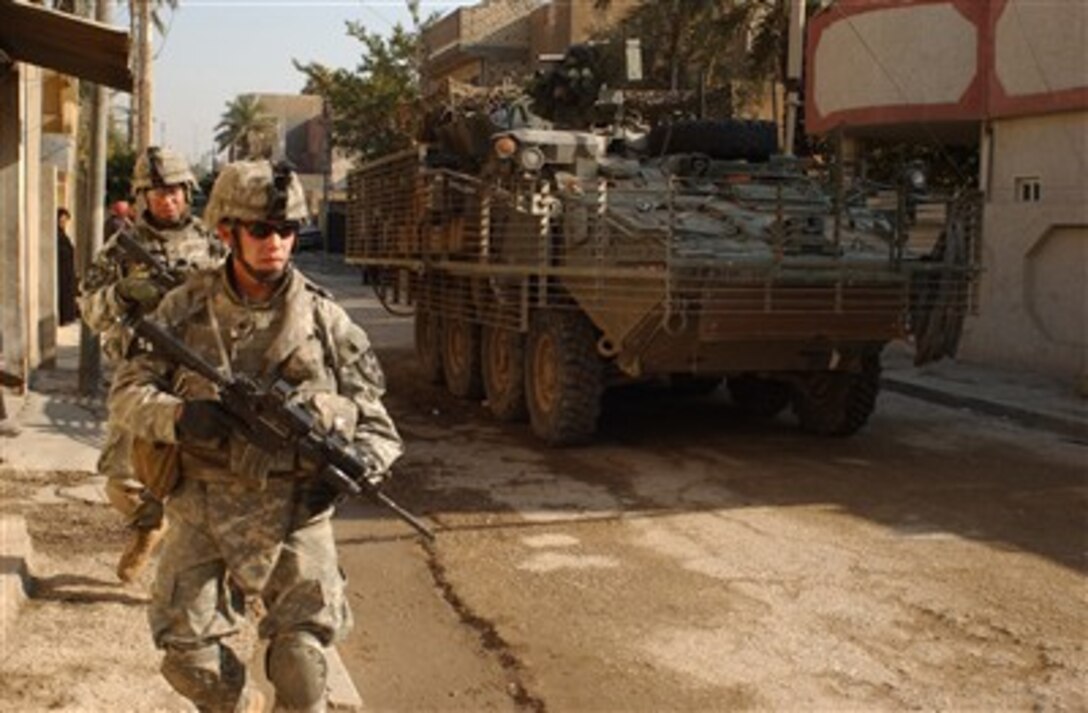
[
  {"xmin": 204, "ymin": 159, "xmax": 308, "ymax": 229},
  {"xmin": 131, "ymin": 146, "xmax": 198, "ymax": 192}
]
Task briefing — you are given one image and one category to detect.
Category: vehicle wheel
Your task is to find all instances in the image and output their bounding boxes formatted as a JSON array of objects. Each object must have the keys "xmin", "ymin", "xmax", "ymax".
[
  {"xmin": 441, "ymin": 316, "xmax": 483, "ymax": 399},
  {"xmin": 727, "ymin": 376, "xmax": 792, "ymax": 419},
  {"xmin": 525, "ymin": 311, "xmax": 603, "ymax": 445},
  {"xmin": 647, "ymin": 119, "xmax": 778, "ymax": 162},
  {"xmin": 482, "ymin": 325, "xmax": 527, "ymax": 422},
  {"xmin": 793, "ymin": 355, "xmax": 881, "ymax": 436},
  {"xmin": 669, "ymin": 374, "xmax": 723, "ymax": 397},
  {"xmin": 414, "ymin": 309, "xmax": 443, "ymax": 384}
]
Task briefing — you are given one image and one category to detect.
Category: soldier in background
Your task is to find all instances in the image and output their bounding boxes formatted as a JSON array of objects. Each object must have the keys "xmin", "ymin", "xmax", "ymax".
[
  {"xmin": 79, "ymin": 146, "xmax": 227, "ymax": 583},
  {"xmin": 108, "ymin": 159, "xmax": 402, "ymax": 713}
]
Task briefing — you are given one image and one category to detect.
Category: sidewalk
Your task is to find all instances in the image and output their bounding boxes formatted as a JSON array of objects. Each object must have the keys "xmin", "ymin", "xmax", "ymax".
[
  {"xmin": 881, "ymin": 342, "xmax": 1088, "ymax": 442},
  {"xmin": 1, "ymin": 324, "xmax": 108, "ymax": 641},
  {"xmin": 0, "ymin": 324, "xmax": 363, "ymax": 711}
]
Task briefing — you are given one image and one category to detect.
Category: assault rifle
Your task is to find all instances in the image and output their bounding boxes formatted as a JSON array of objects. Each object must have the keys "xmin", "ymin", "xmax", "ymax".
[
  {"xmin": 127, "ymin": 313, "xmax": 434, "ymax": 539},
  {"xmin": 110, "ymin": 229, "xmax": 185, "ymax": 292},
  {"xmin": 111, "ymin": 237, "xmax": 434, "ymax": 540}
]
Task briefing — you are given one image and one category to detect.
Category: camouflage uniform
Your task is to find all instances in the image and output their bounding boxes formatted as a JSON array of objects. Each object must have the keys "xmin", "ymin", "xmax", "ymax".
[
  {"xmin": 79, "ymin": 147, "xmax": 226, "ymax": 521},
  {"xmin": 108, "ymin": 160, "xmax": 403, "ymax": 713}
]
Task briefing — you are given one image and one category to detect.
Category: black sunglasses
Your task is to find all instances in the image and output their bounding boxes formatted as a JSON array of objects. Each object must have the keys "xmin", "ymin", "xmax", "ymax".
[{"xmin": 242, "ymin": 220, "xmax": 300, "ymax": 239}]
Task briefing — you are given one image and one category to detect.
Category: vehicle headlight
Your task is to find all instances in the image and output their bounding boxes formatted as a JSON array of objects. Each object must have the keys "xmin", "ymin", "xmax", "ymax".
[
  {"xmin": 519, "ymin": 147, "xmax": 546, "ymax": 172},
  {"xmin": 494, "ymin": 135, "xmax": 518, "ymax": 160}
]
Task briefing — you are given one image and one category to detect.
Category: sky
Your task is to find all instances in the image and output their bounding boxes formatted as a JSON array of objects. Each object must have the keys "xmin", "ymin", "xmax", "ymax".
[{"xmin": 123, "ymin": 0, "xmax": 473, "ymax": 166}]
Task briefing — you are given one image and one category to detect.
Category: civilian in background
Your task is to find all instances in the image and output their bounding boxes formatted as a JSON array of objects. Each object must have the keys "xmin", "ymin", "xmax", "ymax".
[
  {"xmin": 105, "ymin": 199, "xmax": 132, "ymax": 238},
  {"xmin": 56, "ymin": 207, "xmax": 78, "ymax": 326}
]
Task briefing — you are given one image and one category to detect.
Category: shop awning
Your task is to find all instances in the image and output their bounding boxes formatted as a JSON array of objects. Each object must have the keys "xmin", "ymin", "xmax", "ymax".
[{"xmin": 0, "ymin": 0, "xmax": 132, "ymax": 92}]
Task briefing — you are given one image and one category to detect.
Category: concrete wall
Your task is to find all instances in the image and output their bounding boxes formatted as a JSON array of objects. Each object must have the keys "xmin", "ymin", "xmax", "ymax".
[
  {"xmin": 807, "ymin": 0, "xmax": 1087, "ymax": 133},
  {"xmin": 0, "ymin": 63, "xmax": 26, "ymax": 380},
  {"xmin": 38, "ymin": 166, "xmax": 57, "ymax": 367},
  {"xmin": 0, "ymin": 62, "xmax": 53, "ymax": 379},
  {"xmin": 250, "ymin": 93, "xmax": 325, "ymax": 173},
  {"xmin": 529, "ymin": 0, "xmax": 639, "ymax": 69},
  {"xmin": 23, "ymin": 64, "xmax": 42, "ymax": 368},
  {"xmin": 961, "ymin": 110, "xmax": 1088, "ymax": 384},
  {"xmin": 994, "ymin": 0, "xmax": 1087, "ymax": 97},
  {"xmin": 812, "ymin": 4, "xmax": 976, "ymax": 116}
]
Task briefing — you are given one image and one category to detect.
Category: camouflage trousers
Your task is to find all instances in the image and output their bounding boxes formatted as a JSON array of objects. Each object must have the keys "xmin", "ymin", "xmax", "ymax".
[
  {"xmin": 151, "ymin": 476, "xmax": 352, "ymax": 712},
  {"xmin": 98, "ymin": 424, "xmax": 144, "ymax": 519}
]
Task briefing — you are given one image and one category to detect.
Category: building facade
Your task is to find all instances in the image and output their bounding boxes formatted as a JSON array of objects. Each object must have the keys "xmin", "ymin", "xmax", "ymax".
[
  {"xmin": 806, "ymin": 0, "xmax": 1087, "ymax": 387},
  {"xmin": 0, "ymin": 1, "xmax": 131, "ymax": 384},
  {"xmin": 237, "ymin": 93, "xmax": 352, "ymax": 221}
]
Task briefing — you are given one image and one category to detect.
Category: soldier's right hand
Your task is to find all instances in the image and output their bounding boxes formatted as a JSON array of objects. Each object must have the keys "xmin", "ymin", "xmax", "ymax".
[
  {"xmin": 175, "ymin": 399, "xmax": 233, "ymax": 442},
  {"xmin": 116, "ymin": 274, "xmax": 163, "ymax": 311}
]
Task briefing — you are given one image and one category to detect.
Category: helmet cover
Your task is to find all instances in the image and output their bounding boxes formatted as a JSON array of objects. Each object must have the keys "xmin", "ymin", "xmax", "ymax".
[{"xmin": 204, "ymin": 160, "xmax": 309, "ymax": 228}]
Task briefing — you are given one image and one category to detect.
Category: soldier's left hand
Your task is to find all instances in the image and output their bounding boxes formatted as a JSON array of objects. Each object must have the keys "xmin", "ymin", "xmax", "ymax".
[{"xmin": 116, "ymin": 274, "xmax": 164, "ymax": 311}]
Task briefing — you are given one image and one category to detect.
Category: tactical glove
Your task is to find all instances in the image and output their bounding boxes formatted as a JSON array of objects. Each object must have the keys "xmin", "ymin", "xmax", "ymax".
[
  {"xmin": 304, "ymin": 480, "xmax": 342, "ymax": 515},
  {"xmin": 175, "ymin": 399, "xmax": 233, "ymax": 442},
  {"xmin": 116, "ymin": 274, "xmax": 164, "ymax": 312},
  {"xmin": 304, "ymin": 464, "xmax": 386, "ymax": 514}
]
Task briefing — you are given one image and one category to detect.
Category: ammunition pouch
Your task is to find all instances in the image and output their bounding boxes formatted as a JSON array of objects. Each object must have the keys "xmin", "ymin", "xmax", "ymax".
[{"xmin": 131, "ymin": 437, "xmax": 181, "ymax": 501}]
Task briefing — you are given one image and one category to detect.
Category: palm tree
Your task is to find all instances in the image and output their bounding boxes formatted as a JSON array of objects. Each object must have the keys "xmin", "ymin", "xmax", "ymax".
[
  {"xmin": 131, "ymin": 0, "xmax": 181, "ymax": 150},
  {"xmin": 214, "ymin": 95, "xmax": 278, "ymax": 161}
]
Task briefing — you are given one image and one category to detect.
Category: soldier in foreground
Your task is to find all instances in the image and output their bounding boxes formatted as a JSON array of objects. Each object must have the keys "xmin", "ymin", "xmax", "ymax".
[
  {"xmin": 109, "ymin": 160, "xmax": 403, "ymax": 712},
  {"xmin": 79, "ymin": 146, "xmax": 226, "ymax": 582}
]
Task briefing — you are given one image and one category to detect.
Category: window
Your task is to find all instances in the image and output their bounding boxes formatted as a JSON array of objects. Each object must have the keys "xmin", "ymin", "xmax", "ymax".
[{"xmin": 1015, "ymin": 176, "xmax": 1041, "ymax": 203}]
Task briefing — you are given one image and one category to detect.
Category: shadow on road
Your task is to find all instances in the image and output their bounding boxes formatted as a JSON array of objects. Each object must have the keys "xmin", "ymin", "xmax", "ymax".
[
  {"xmin": 29, "ymin": 573, "xmax": 149, "ymax": 607},
  {"xmin": 369, "ymin": 343, "xmax": 1088, "ymax": 577}
]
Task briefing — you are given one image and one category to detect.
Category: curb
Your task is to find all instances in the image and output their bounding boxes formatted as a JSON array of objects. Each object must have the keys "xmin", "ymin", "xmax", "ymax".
[
  {"xmin": 0, "ymin": 514, "xmax": 33, "ymax": 644},
  {"xmin": 882, "ymin": 376, "xmax": 1088, "ymax": 441}
]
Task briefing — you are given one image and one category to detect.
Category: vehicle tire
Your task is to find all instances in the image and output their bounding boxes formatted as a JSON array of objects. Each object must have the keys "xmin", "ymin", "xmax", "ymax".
[
  {"xmin": 793, "ymin": 355, "xmax": 881, "ymax": 436},
  {"xmin": 728, "ymin": 376, "xmax": 792, "ymax": 419},
  {"xmin": 441, "ymin": 315, "xmax": 484, "ymax": 399},
  {"xmin": 647, "ymin": 119, "xmax": 778, "ymax": 162},
  {"xmin": 525, "ymin": 311, "xmax": 603, "ymax": 445},
  {"xmin": 414, "ymin": 309, "xmax": 443, "ymax": 384},
  {"xmin": 482, "ymin": 325, "xmax": 528, "ymax": 422},
  {"xmin": 669, "ymin": 374, "xmax": 723, "ymax": 397}
]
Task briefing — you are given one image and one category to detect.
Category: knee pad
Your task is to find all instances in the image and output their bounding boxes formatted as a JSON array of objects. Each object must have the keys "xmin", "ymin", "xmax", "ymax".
[
  {"xmin": 161, "ymin": 643, "xmax": 245, "ymax": 711},
  {"xmin": 266, "ymin": 631, "xmax": 328, "ymax": 711}
]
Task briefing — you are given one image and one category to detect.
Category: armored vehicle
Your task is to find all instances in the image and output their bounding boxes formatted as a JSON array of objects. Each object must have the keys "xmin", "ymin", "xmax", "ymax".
[{"xmin": 345, "ymin": 90, "xmax": 979, "ymax": 445}]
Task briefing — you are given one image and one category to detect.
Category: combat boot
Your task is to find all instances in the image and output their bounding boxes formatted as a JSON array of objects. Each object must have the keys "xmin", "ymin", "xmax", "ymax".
[{"xmin": 116, "ymin": 519, "xmax": 168, "ymax": 583}]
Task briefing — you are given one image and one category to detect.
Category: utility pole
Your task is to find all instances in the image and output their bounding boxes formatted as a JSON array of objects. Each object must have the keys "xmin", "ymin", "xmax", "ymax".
[
  {"xmin": 128, "ymin": 1, "xmax": 137, "ymax": 145},
  {"xmin": 321, "ymin": 95, "xmax": 331, "ymax": 258},
  {"xmin": 783, "ymin": 0, "xmax": 807, "ymax": 156},
  {"xmin": 77, "ymin": 0, "xmax": 110, "ymax": 394},
  {"xmin": 136, "ymin": 0, "xmax": 152, "ymax": 152}
]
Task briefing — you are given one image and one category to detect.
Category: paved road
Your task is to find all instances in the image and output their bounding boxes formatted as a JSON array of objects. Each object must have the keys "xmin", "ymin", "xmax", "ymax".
[{"xmin": 319, "ymin": 260, "xmax": 1087, "ymax": 711}]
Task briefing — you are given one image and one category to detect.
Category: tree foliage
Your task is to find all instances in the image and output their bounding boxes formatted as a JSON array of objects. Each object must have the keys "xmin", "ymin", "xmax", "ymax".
[
  {"xmin": 293, "ymin": 1, "xmax": 424, "ymax": 161},
  {"xmin": 214, "ymin": 95, "xmax": 277, "ymax": 160},
  {"xmin": 106, "ymin": 118, "xmax": 136, "ymax": 202},
  {"xmin": 590, "ymin": 1, "xmax": 821, "ymax": 113}
]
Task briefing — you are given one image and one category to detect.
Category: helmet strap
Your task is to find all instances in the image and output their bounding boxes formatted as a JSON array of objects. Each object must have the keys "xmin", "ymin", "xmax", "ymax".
[{"xmin": 228, "ymin": 223, "xmax": 290, "ymax": 286}]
